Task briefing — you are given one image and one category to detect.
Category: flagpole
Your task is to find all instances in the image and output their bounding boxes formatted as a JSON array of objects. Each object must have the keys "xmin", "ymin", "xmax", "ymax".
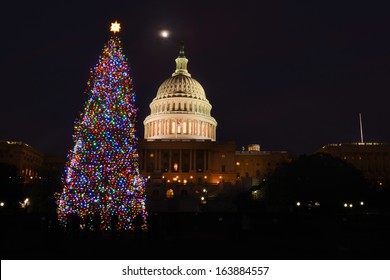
[{"xmin": 359, "ymin": 113, "xmax": 364, "ymax": 143}]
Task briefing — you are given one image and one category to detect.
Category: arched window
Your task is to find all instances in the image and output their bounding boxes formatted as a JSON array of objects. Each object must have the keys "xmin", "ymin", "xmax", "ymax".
[{"xmin": 166, "ymin": 189, "xmax": 174, "ymax": 198}]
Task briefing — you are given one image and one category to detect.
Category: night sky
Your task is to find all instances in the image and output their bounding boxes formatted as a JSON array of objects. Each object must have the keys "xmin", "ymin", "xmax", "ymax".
[{"xmin": 1, "ymin": 0, "xmax": 390, "ymax": 157}]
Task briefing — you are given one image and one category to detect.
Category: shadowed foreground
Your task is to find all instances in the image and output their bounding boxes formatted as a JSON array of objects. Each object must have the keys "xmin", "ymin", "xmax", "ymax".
[{"xmin": 2, "ymin": 211, "xmax": 390, "ymax": 260}]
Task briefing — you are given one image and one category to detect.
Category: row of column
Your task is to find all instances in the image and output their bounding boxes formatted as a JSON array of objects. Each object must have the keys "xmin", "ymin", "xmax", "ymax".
[
  {"xmin": 145, "ymin": 119, "xmax": 216, "ymax": 140},
  {"xmin": 143, "ymin": 149, "xmax": 209, "ymax": 173},
  {"xmin": 151, "ymin": 102, "xmax": 209, "ymax": 115}
]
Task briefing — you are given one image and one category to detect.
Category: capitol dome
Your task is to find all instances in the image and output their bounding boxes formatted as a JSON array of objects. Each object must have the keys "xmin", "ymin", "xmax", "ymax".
[{"xmin": 144, "ymin": 43, "xmax": 217, "ymax": 141}]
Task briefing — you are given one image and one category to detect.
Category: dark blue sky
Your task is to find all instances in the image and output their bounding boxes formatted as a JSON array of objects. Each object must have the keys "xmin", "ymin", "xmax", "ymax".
[{"xmin": 1, "ymin": 0, "xmax": 389, "ymax": 156}]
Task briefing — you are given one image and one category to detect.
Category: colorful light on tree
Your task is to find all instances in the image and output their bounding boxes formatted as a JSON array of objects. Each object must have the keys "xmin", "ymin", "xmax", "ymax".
[{"xmin": 56, "ymin": 22, "xmax": 148, "ymax": 231}]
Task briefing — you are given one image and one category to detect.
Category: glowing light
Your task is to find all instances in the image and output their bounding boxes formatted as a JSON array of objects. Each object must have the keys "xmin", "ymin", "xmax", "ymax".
[
  {"xmin": 19, "ymin": 198, "xmax": 29, "ymax": 209},
  {"xmin": 110, "ymin": 21, "xmax": 121, "ymax": 34},
  {"xmin": 296, "ymin": 202, "xmax": 301, "ymax": 206},
  {"xmin": 360, "ymin": 201, "xmax": 364, "ymax": 206},
  {"xmin": 0, "ymin": 202, "xmax": 4, "ymax": 207},
  {"xmin": 349, "ymin": 204, "xmax": 353, "ymax": 208},
  {"xmin": 160, "ymin": 30, "xmax": 169, "ymax": 38},
  {"xmin": 344, "ymin": 203, "xmax": 348, "ymax": 207}
]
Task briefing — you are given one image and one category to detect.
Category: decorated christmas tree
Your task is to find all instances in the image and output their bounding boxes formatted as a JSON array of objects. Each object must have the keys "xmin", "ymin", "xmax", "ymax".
[{"xmin": 56, "ymin": 21, "xmax": 148, "ymax": 231}]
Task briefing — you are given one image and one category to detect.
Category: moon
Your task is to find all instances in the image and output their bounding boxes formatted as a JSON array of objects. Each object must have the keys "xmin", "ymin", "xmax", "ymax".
[{"xmin": 160, "ymin": 30, "xmax": 170, "ymax": 38}]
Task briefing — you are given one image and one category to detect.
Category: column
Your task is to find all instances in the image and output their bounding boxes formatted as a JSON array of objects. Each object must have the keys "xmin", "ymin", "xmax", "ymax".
[
  {"xmin": 204, "ymin": 150, "xmax": 207, "ymax": 171},
  {"xmin": 179, "ymin": 149, "xmax": 182, "ymax": 172},
  {"xmin": 193, "ymin": 150, "xmax": 196, "ymax": 172},
  {"xmin": 158, "ymin": 149, "xmax": 161, "ymax": 171},
  {"xmin": 168, "ymin": 149, "xmax": 172, "ymax": 172},
  {"xmin": 189, "ymin": 148, "xmax": 193, "ymax": 171},
  {"xmin": 154, "ymin": 149, "xmax": 157, "ymax": 171}
]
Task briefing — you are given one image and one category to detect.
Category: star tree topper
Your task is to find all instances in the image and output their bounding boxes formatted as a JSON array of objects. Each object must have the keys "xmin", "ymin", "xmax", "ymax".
[{"xmin": 110, "ymin": 21, "xmax": 121, "ymax": 34}]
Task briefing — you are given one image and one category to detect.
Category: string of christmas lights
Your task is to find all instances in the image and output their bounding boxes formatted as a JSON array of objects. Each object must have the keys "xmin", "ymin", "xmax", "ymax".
[{"xmin": 56, "ymin": 33, "xmax": 148, "ymax": 231}]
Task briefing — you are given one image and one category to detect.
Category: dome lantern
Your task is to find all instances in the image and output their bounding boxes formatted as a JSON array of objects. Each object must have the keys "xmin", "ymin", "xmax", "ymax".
[{"xmin": 173, "ymin": 41, "xmax": 190, "ymax": 77}]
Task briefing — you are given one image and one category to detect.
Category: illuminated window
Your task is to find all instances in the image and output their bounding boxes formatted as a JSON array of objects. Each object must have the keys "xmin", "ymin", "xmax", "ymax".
[
  {"xmin": 248, "ymin": 144, "xmax": 260, "ymax": 152},
  {"xmin": 173, "ymin": 163, "xmax": 178, "ymax": 172},
  {"xmin": 236, "ymin": 162, "xmax": 240, "ymax": 166},
  {"xmin": 166, "ymin": 189, "xmax": 174, "ymax": 198},
  {"xmin": 149, "ymin": 153, "xmax": 154, "ymax": 158},
  {"xmin": 171, "ymin": 121, "xmax": 176, "ymax": 133}
]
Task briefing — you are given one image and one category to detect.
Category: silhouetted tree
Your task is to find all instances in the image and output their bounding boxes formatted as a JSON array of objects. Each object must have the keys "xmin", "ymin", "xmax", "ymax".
[
  {"xmin": 0, "ymin": 163, "xmax": 25, "ymax": 211},
  {"xmin": 24, "ymin": 168, "xmax": 62, "ymax": 215},
  {"xmin": 262, "ymin": 153, "xmax": 371, "ymax": 213}
]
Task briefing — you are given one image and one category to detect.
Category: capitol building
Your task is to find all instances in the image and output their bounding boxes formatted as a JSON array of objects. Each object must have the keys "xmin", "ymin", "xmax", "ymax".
[{"xmin": 138, "ymin": 44, "xmax": 291, "ymax": 211}]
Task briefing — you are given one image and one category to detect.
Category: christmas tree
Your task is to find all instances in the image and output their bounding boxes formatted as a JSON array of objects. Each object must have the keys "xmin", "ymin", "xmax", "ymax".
[{"xmin": 56, "ymin": 21, "xmax": 148, "ymax": 231}]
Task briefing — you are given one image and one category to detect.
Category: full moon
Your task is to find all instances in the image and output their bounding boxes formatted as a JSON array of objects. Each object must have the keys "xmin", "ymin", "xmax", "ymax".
[{"xmin": 160, "ymin": 30, "xmax": 170, "ymax": 38}]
